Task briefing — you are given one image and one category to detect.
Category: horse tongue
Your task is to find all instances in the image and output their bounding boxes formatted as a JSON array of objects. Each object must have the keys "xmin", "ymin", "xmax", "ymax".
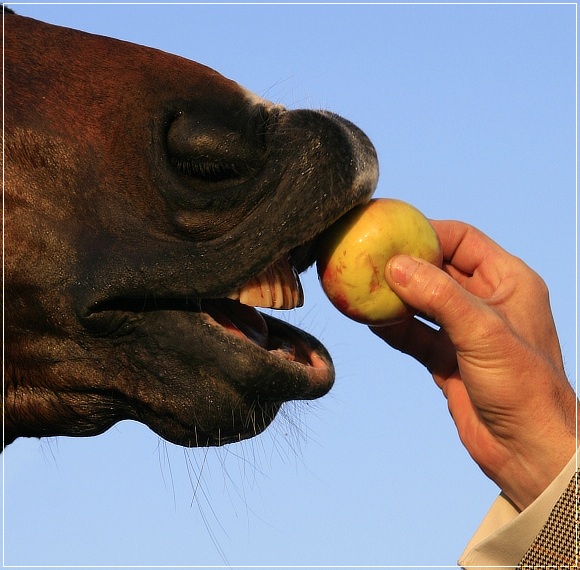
[{"xmin": 204, "ymin": 299, "xmax": 269, "ymax": 348}]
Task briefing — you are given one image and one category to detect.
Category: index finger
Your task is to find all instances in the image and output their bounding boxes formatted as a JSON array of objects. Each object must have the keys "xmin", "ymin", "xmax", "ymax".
[{"xmin": 430, "ymin": 220, "xmax": 511, "ymax": 285}]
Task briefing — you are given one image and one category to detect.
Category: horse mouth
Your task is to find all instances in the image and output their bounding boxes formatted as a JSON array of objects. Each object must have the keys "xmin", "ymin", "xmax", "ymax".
[
  {"xmin": 82, "ymin": 243, "xmax": 335, "ymax": 401},
  {"xmin": 201, "ymin": 254, "xmax": 335, "ymax": 399}
]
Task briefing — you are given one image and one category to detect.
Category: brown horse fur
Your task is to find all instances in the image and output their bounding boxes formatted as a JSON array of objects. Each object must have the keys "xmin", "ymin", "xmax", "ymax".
[{"xmin": 3, "ymin": 10, "xmax": 378, "ymax": 447}]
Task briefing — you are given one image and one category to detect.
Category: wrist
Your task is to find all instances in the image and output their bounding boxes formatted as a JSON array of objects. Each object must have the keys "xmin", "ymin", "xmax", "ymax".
[{"xmin": 497, "ymin": 428, "xmax": 577, "ymax": 510}]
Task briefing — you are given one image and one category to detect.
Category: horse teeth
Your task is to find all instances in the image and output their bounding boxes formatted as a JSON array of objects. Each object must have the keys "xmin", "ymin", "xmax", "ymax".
[{"xmin": 232, "ymin": 259, "xmax": 304, "ymax": 310}]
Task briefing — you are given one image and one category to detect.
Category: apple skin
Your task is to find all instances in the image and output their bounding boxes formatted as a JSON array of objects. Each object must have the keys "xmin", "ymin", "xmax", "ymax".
[{"xmin": 316, "ymin": 198, "xmax": 443, "ymax": 326}]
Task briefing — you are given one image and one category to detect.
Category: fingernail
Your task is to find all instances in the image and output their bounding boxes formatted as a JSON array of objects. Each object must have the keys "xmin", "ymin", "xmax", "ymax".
[{"xmin": 387, "ymin": 255, "xmax": 420, "ymax": 286}]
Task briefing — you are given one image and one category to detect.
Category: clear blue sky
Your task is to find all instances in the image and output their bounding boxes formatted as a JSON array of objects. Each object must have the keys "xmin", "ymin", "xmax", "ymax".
[{"xmin": 4, "ymin": 3, "xmax": 577, "ymax": 568}]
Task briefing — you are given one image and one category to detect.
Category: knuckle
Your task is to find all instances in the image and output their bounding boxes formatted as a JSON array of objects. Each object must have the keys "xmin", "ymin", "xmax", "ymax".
[{"xmin": 418, "ymin": 268, "xmax": 458, "ymax": 316}]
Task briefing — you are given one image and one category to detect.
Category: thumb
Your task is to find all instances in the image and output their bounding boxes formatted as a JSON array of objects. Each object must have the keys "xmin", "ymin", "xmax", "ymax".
[{"xmin": 386, "ymin": 255, "xmax": 487, "ymax": 348}]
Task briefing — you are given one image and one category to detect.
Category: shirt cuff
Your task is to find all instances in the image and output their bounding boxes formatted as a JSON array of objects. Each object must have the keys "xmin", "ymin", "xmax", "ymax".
[{"xmin": 458, "ymin": 449, "xmax": 578, "ymax": 570}]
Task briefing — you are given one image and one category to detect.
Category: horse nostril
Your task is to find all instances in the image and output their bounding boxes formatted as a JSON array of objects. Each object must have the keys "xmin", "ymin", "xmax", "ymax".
[
  {"xmin": 165, "ymin": 107, "xmax": 269, "ymax": 184},
  {"xmin": 166, "ymin": 113, "xmax": 242, "ymax": 182}
]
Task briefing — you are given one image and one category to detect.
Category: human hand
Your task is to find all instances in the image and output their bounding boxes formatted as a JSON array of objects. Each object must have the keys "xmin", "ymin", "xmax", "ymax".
[{"xmin": 371, "ymin": 220, "xmax": 577, "ymax": 510}]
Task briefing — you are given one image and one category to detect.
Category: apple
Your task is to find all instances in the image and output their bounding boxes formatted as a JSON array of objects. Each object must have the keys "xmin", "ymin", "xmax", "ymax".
[{"xmin": 316, "ymin": 198, "xmax": 443, "ymax": 326}]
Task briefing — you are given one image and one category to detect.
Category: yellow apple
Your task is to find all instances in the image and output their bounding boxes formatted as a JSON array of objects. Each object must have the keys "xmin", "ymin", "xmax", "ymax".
[{"xmin": 316, "ymin": 198, "xmax": 442, "ymax": 325}]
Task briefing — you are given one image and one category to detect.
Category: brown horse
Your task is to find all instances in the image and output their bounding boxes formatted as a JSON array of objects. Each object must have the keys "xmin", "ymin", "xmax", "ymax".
[{"xmin": 3, "ymin": 9, "xmax": 378, "ymax": 448}]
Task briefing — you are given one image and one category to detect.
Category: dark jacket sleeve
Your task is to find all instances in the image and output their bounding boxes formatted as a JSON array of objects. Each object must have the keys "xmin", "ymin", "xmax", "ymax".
[{"xmin": 516, "ymin": 471, "xmax": 578, "ymax": 568}]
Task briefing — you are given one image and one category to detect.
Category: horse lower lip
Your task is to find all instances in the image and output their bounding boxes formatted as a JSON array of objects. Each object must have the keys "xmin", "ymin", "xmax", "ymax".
[
  {"xmin": 203, "ymin": 300, "xmax": 307, "ymax": 365},
  {"xmin": 202, "ymin": 298, "xmax": 269, "ymax": 348},
  {"xmin": 269, "ymin": 341, "xmax": 296, "ymax": 361},
  {"xmin": 202, "ymin": 299, "xmax": 332, "ymax": 382}
]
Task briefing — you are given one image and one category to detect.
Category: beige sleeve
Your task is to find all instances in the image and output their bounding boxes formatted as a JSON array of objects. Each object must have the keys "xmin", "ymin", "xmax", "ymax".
[{"xmin": 458, "ymin": 450, "xmax": 578, "ymax": 570}]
